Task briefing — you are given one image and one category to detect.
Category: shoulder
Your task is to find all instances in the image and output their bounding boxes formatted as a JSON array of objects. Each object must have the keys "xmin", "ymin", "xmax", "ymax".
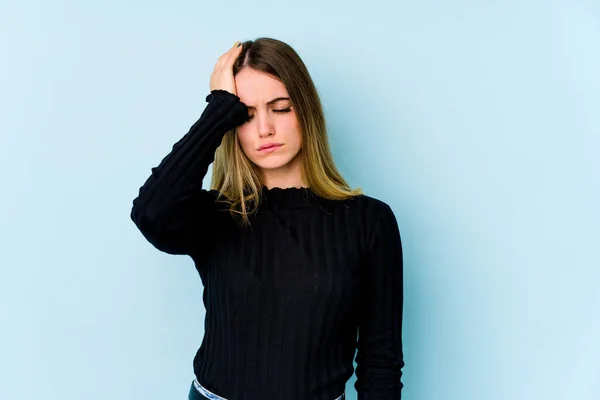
[
  {"xmin": 350, "ymin": 195, "xmax": 402, "ymax": 255},
  {"xmin": 338, "ymin": 193, "xmax": 399, "ymax": 238},
  {"xmin": 345, "ymin": 193, "xmax": 396, "ymax": 220}
]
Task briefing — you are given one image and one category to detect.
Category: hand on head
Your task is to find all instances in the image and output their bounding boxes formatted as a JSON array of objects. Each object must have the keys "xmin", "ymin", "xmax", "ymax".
[{"xmin": 210, "ymin": 41, "xmax": 244, "ymax": 96}]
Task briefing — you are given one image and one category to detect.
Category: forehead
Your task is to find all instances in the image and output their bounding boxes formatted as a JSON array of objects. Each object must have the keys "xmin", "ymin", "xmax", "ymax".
[{"xmin": 235, "ymin": 68, "xmax": 290, "ymax": 107}]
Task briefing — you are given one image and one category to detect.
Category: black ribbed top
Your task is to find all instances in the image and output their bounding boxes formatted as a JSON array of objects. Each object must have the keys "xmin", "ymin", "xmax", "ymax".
[{"xmin": 130, "ymin": 90, "xmax": 404, "ymax": 399}]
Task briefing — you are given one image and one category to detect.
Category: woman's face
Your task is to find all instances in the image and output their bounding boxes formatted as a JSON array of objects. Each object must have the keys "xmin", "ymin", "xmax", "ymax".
[{"xmin": 235, "ymin": 68, "xmax": 303, "ymax": 176}]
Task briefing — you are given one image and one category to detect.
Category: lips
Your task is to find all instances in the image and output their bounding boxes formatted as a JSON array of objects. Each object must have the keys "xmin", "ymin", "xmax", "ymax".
[{"xmin": 258, "ymin": 143, "xmax": 283, "ymax": 151}]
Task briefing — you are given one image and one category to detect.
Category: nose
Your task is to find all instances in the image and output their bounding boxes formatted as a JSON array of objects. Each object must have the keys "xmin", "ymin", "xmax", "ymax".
[{"xmin": 256, "ymin": 111, "xmax": 274, "ymax": 138}]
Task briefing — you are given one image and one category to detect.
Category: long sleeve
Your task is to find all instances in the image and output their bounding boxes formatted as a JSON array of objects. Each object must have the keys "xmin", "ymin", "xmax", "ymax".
[
  {"xmin": 354, "ymin": 203, "xmax": 405, "ymax": 399},
  {"xmin": 130, "ymin": 90, "xmax": 248, "ymax": 255}
]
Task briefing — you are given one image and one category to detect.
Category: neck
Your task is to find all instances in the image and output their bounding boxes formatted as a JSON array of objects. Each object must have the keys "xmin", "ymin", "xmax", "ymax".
[{"xmin": 259, "ymin": 153, "xmax": 307, "ymax": 189}]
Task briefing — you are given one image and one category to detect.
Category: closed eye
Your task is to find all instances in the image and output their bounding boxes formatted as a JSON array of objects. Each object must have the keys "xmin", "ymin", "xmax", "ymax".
[{"xmin": 245, "ymin": 108, "xmax": 292, "ymax": 122}]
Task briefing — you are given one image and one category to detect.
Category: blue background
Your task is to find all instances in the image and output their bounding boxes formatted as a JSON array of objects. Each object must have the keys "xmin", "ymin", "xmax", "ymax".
[{"xmin": 1, "ymin": 0, "xmax": 599, "ymax": 399}]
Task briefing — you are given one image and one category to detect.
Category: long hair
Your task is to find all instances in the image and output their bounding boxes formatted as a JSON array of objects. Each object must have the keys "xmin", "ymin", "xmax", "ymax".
[{"xmin": 211, "ymin": 37, "xmax": 362, "ymax": 226}]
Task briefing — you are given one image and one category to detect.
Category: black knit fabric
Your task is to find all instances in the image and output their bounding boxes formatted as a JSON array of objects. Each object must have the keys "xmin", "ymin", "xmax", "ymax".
[{"xmin": 131, "ymin": 90, "xmax": 404, "ymax": 399}]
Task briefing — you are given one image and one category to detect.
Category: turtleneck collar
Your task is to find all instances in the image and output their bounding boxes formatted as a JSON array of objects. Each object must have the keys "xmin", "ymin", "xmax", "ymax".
[{"xmin": 259, "ymin": 185, "xmax": 320, "ymax": 211}]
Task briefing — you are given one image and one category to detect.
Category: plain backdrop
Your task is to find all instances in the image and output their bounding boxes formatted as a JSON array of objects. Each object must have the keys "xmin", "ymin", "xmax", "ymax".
[{"xmin": 1, "ymin": 0, "xmax": 599, "ymax": 399}]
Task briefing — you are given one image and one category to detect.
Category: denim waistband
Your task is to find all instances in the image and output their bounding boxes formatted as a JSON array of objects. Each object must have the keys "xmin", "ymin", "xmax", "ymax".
[{"xmin": 189, "ymin": 378, "xmax": 345, "ymax": 400}]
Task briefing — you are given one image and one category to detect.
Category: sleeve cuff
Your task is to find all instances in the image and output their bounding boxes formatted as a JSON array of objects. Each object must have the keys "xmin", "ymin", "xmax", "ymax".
[{"xmin": 205, "ymin": 89, "xmax": 241, "ymax": 103}]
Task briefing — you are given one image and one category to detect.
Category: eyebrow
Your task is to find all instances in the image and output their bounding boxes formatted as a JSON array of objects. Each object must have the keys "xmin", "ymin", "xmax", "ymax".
[{"xmin": 246, "ymin": 97, "xmax": 291, "ymax": 109}]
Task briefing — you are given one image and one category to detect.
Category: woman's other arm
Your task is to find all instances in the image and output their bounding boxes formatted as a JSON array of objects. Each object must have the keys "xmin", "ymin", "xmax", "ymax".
[{"xmin": 355, "ymin": 201, "xmax": 405, "ymax": 399}]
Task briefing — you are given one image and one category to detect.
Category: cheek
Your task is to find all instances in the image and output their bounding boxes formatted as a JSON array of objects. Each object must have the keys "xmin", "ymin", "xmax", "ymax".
[
  {"xmin": 280, "ymin": 116, "xmax": 302, "ymax": 144},
  {"xmin": 236, "ymin": 127, "xmax": 253, "ymax": 152},
  {"xmin": 289, "ymin": 122, "xmax": 303, "ymax": 147}
]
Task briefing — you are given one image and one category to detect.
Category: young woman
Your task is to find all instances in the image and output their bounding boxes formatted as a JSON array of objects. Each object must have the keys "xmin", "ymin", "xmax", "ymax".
[{"xmin": 131, "ymin": 37, "xmax": 404, "ymax": 400}]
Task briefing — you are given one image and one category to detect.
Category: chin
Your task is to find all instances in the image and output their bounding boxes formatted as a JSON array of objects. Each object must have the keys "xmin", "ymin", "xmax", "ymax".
[
  {"xmin": 251, "ymin": 154, "xmax": 296, "ymax": 170},
  {"xmin": 253, "ymin": 160, "xmax": 293, "ymax": 170}
]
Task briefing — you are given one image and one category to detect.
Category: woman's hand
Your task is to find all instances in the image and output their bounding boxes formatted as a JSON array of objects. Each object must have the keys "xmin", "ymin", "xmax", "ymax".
[{"xmin": 210, "ymin": 41, "xmax": 243, "ymax": 95}]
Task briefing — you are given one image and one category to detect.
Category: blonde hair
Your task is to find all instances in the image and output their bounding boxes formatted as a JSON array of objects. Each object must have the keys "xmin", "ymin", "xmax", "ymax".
[{"xmin": 211, "ymin": 37, "xmax": 362, "ymax": 226}]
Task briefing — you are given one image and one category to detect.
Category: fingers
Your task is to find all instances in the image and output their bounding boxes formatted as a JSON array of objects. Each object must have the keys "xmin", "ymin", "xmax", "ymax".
[
  {"xmin": 209, "ymin": 41, "xmax": 244, "ymax": 93},
  {"xmin": 215, "ymin": 41, "xmax": 243, "ymax": 69}
]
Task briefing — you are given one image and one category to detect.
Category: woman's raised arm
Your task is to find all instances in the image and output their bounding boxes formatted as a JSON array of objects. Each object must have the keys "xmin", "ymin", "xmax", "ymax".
[{"xmin": 131, "ymin": 42, "xmax": 247, "ymax": 255}]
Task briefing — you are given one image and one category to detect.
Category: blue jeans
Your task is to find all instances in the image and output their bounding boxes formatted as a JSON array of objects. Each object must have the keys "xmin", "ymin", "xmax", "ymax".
[{"xmin": 188, "ymin": 378, "xmax": 346, "ymax": 400}]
